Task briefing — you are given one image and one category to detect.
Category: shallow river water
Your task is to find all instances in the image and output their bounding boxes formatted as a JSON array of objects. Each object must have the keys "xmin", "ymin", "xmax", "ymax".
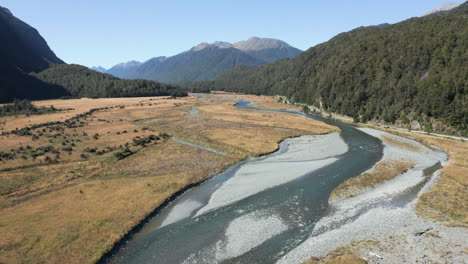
[{"xmin": 103, "ymin": 97, "xmax": 384, "ymax": 263}]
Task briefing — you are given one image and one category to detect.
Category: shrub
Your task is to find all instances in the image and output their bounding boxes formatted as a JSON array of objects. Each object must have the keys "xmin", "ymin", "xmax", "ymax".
[{"xmin": 112, "ymin": 147, "xmax": 133, "ymax": 160}]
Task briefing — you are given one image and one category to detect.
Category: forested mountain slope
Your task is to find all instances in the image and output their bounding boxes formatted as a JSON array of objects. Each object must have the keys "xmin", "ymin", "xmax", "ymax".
[
  {"xmin": 0, "ymin": 6, "xmax": 183, "ymax": 102},
  {"xmin": 35, "ymin": 65, "xmax": 185, "ymax": 98},
  {"xmin": 188, "ymin": 3, "xmax": 468, "ymax": 135},
  {"xmin": 125, "ymin": 46, "xmax": 264, "ymax": 83}
]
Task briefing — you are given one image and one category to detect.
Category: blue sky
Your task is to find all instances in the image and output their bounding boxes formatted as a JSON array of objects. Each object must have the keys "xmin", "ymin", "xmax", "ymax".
[{"xmin": 1, "ymin": 0, "xmax": 458, "ymax": 68}]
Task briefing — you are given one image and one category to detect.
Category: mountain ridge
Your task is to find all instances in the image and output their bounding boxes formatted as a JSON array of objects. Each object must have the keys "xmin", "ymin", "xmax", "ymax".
[
  {"xmin": 101, "ymin": 37, "xmax": 302, "ymax": 82},
  {"xmin": 106, "ymin": 60, "xmax": 142, "ymax": 78}
]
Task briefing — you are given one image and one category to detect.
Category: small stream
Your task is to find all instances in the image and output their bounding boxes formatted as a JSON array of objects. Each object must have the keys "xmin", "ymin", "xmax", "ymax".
[
  {"xmin": 171, "ymin": 136, "xmax": 227, "ymax": 155},
  {"xmin": 103, "ymin": 95, "xmax": 388, "ymax": 263}
]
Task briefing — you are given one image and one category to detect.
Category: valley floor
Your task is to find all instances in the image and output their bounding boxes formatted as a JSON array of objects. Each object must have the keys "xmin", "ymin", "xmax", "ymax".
[
  {"xmin": 0, "ymin": 93, "xmax": 465, "ymax": 264},
  {"xmin": 0, "ymin": 94, "xmax": 336, "ymax": 264}
]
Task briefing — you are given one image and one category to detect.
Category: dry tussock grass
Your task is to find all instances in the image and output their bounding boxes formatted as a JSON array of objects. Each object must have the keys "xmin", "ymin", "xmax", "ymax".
[
  {"xmin": 303, "ymin": 240, "xmax": 377, "ymax": 264},
  {"xmin": 139, "ymin": 99, "xmax": 337, "ymax": 157},
  {"xmin": 197, "ymin": 101, "xmax": 338, "ymax": 135},
  {"xmin": 0, "ymin": 94, "xmax": 338, "ymax": 263},
  {"xmin": 0, "ymin": 96, "xmax": 195, "ymax": 132},
  {"xmin": 412, "ymin": 136, "xmax": 467, "ymax": 227},
  {"xmin": 204, "ymin": 127, "xmax": 299, "ymax": 156},
  {"xmin": 208, "ymin": 93, "xmax": 302, "ymax": 110},
  {"xmin": 381, "ymin": 135, "xmax": 421, "ymax": 152},
  {"xmin": 0, "ymin": 139, "xmax": 237, "ymax": 264},
  {"xmin": 330, "ymin": 159, "xmax": 415, "ymax": 201},
  {"xmin": 355, "ymin": 124, "xmax": 467, "ymax": 227}
]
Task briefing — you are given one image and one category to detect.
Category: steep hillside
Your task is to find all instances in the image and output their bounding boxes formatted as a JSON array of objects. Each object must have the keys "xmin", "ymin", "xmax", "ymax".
[
  {"xmin": 35, "ymin": 64, "xmax": 185, "ymax": 98},
  {"xmin": 0, "ymin": 6, "xmax": 69, "ymax": 102},
  {"xmin": 0, "ymin": 6, "xmax": 63, "ymax": 73},
  {"xmin": 188, "ymin": 3, "xmax": 468, "ymax": 135},
  {"xmin": 0, "ymin": 65, "xmax": 70, "ymax": 102}
]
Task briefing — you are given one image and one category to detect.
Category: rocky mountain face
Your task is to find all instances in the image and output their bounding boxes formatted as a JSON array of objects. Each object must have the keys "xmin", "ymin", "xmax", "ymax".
[
  {"xmin": 104, "ymin": 37, "xmax": 302, "ymax": 82},
  {"xmin": 422, "ymin": 2, "xmax": 462, "ymax": 16},
  {"xmin": 233, "ymin": 37, "xmax": 302, "ymax": 63}
]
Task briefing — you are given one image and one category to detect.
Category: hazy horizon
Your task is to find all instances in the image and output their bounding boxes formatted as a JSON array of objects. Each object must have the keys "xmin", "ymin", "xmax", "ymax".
[{"xmin": 1, "ymin": 0, "xmax": 461, "ymax": 68}]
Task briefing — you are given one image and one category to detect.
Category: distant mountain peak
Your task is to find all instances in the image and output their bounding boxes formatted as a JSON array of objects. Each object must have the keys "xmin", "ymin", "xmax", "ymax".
[
  {"xmin": 147, "ymin": 56, "xmax": 167, "ymax": 63},
  {"xmin": 113, "ymin": 60, "xmax": 141, "ymax": 68},
  {"xmin": 90, "ymin": 66, "xmax": 106, "ymax": 72},
  {"xmin": 106, "ymin": 37, "xmax": 302, "ymax": 81},
  {"xmin": 421, "ymin": 2, "xmax": 462, "ymax": 16},
  {"xmin": 233, "ymin": 37, "xmax": 294, "ymax": 51},
  {"xmin": 191, "ymin": 42, "xmax": 209, "ymax": 51},
  {"xmin": 191, "ymin": 41, "xmax": 233, "ymax": 52},
  {"xmin": 212, "ymin": 41, "xmax": 233, "ymax": 48}
]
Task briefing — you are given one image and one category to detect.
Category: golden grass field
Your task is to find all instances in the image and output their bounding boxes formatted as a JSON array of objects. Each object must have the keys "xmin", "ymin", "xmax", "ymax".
[
  {"xmin": 330, "ymin": 159, "xmax": 415, "ymax": 201},
  {"xmin": 412, "ymin": 135, "xmax": 467, "ymax": 227},
  {"xmin": 0, "ymin": 94, "xmax": 337, "ymax": 264}
]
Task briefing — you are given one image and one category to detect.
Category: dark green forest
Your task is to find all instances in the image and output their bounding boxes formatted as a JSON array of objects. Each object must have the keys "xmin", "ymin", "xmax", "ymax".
[
  {"xmin": 0, "ymin": 65, "xmax": 70, "ymax": 102},
  {"xmin": 35, "ymin": 64, "xmax": 186, "ymax": 98},
  {"xmin": 0, "ymin": 99, "xmax": 56, "ymax": 117},
  {"xmin": 186, "ymin": 3, "xmax": 468, "ymax": 136}
]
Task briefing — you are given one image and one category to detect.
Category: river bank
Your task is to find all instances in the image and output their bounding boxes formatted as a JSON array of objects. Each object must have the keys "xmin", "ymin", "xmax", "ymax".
[
  {"xmin": 99, "ymin": 95, "xmax": 466, "ymax": 264},
  {"xmin": 104, "ymin": 96, "xmax": 385, "ymax": 263},
  {"xmin": 279, "ymin": 128, "xmax": 467, "ymax": 264}
]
